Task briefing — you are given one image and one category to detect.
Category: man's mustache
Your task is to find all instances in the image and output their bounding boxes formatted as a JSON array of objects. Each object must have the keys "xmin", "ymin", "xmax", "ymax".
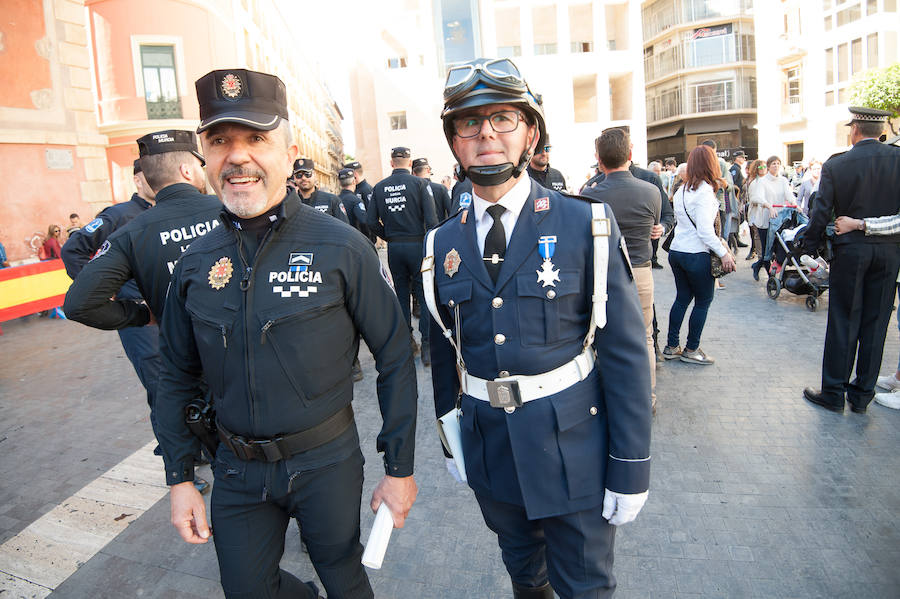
[{"xmin": 220, "ymin": 167, "xmax": 266, "ymax": 184}]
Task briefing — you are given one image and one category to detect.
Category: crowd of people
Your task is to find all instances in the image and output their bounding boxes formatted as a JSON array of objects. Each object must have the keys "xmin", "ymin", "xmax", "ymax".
[{"xmin": 49, "ymin": 54, "xmax": 898, "ymax": 599}]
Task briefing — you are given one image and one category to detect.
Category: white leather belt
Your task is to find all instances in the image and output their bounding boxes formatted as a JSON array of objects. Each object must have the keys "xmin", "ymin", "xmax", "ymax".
[{"xmin": 462, "ymin": 347, "xmax": 595, "ymax": 412}]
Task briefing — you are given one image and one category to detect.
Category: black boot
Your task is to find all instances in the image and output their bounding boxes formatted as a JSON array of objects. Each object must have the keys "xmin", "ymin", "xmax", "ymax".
[
  {"xmin": 512, "ymin": 581, "xmax": 554, "ymax": 599},
  {"xmin": 735, "ymin": 232, "xmax": 748, "ymax": 248}
]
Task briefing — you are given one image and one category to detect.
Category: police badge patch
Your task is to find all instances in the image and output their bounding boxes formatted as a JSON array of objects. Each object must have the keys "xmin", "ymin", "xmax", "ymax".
[
  {"xmin": 208, "ymin": 257, "xmax": 233, "ymax": 290},
  {"xmin": 83, "ymin": 218, "xmax": 104, "ymax": 234},
  {"xmin": 91, "ymin": 240, "xmax": 111, "ymax": 261},
  {"xmin": 221, "ymin": 73, "xmax": 242, "ymax": 99},
  {"xmin": 444, "ymin": 249, "xmax": 461, "ymax": 278}
]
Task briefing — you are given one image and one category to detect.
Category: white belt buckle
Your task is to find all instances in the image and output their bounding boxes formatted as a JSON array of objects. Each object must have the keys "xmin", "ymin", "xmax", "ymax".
[{"xmin": 486, "ymin": 379, "xmax": 523, "ymax": 413}]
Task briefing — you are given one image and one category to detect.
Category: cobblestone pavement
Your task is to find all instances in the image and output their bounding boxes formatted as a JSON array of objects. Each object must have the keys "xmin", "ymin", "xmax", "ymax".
[{"xmin": 1, "ymin": 249, "xmax": 899, "ymax": 598}]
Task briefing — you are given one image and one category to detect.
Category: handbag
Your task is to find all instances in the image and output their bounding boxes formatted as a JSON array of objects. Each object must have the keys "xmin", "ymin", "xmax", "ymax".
[
  {"xmin": 661, "ymin": 226, "xmax": 675, "ymax": 252},
  {"xmin": 681, "ymin": 189, "xmax": 734, "ymax": 278}
]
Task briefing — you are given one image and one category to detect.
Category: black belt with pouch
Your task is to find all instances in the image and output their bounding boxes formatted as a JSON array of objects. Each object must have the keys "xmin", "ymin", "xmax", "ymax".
[{"xmin": 218, "ymin": 404, "xmax": 354, "ymax": 462}]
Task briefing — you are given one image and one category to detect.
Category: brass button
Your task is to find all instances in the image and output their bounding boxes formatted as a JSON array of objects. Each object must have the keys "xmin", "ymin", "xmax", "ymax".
[
  {"xmin": 448, "ymin": 299, "xmax": 455, "ymax": 307},
  {"xmin": 492, "ymin": 297, "xmax": 503, "ymax": 308},
  {"xmin": 590, "ymin": 406, "xmax": 598, "ymax": 416},
  {"xmin": 494, "ymin": 333, "xmax": 506, "ymax": 345},
  {"xmin": 499, "ymin": 370, "xmax": 510, "ymax": 378},
  {"xmin": 546, "ymin": 289, "xmax": 557, "ymax": 299}
]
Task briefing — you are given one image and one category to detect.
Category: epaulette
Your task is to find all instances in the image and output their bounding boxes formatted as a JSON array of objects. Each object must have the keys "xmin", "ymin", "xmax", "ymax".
[
  {"xmin": 433, "ymin": 207, "xmax": 464, "ymax": 229},
  {"xmin": 561, "ymin": 191, "xmax": 603, "ymax": 204}
]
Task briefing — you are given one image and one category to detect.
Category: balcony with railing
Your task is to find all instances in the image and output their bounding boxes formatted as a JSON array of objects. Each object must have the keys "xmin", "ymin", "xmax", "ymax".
[
  {"xmin": 642, "ymin": 0, "xmax": 753, "ymax": 41},
  {"xmin": 644, "ymin": 31, "xmax": 755, "ymax": 84},
  {"xmin": 646, "ymin": 73, "xmax": 757, "ymax": 124}
]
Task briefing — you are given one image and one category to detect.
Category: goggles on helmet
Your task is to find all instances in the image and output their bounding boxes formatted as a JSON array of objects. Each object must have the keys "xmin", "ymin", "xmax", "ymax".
[{"xmin": 443, "ymin": 59, "xmax": 528, "ymax": 105}]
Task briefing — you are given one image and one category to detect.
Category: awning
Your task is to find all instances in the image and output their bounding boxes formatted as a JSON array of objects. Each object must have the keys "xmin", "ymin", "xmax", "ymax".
[
  {"xmin": 647, "ymin": 123, "xmax": 682, "ymax": 140},
  {"xmin": 685, "ymin": 117, "xmax": 741, "ymax": 134}
]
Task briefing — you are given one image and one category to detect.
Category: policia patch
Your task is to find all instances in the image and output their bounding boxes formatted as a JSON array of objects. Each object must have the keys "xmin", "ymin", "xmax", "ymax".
[{"xmin": 209, "ymin": 257, "xmax": 234, "ymax": 290}]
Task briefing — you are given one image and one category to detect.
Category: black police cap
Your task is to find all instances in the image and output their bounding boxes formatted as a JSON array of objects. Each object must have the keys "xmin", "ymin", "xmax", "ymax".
[
  {"xmin": 136, "ymin": 130, "xmax": 205, "ymax": 166},
  {"xmin": 338, "ymin": 168, "xmax": 355, "ymax": 180},
  {"xmin": 293, "ymin": 158, "xmax": 314, "ymax": 174},
  {"xmin": 411, "ymin": 157, "xmax": 430, "ymax": 170},
  {"xmin": 391, "ymin": 147, "xmax": 411, "ymax": 158},
  {"xmin": 195, "ymin": 69, "xmax": 288, "ymax": 133},
  {"xmin": 845, "ymin": 106, "xmax": 892, "ymax": 125},
  {"xmin": 733, "ymin": 150, "xmax": 746, "ymax": 158},
  {"xmin": 133, "ymin": 158, "xmax": 142, "ymax": 174},
  {"xmin": 344, "ymin": 161, "xmax": 362, "ymax": 170}
]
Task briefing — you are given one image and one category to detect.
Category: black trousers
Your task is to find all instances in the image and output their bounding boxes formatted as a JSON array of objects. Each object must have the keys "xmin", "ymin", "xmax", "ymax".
[
  {"xmin": 210, "ymin": 447, "xmax": 372, "ymax": 599},
  {"xmin": 821, "ymin": 242, "xmax": 900, "ymax": 408},
  {"xmin": 475, "ymin": 493, "xmax": 616, "ymax": 599},
  {"xmin": 387, "ymin": 240, "xmax": 428, "ymax": 343}
]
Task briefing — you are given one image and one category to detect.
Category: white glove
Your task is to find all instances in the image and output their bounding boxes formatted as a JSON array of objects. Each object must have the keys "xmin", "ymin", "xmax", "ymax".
[
  {"xmin": 602, "ymin": 489, "xmax": 648, "ymax": 526},
  {"xmin": 445, "ymin": 457, "xmax": 464, "ymax": 484}
]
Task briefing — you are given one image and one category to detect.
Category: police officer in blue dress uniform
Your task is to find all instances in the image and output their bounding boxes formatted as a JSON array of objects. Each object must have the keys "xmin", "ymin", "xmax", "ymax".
[
  {"xmin": 368, "ymin": 146, "xmax": 438, "ymax": 360},
  {"xmin": 61, "ymin": 159, "xmax": 162, "ymax": 441},
  {"xmin": 413, "ymin": 157, "xmax": 454, "ymax": 219},
  {"xmin": 424, "ymin": 58, "xmax": 652, "ymax": 599},
  {"xmin": 293, "ymin": 158, "xmax": 350, "ymax": 224},
  {"xmin": 450, "ymin": 164, "xmax": 474, "ymax": 213},
  {"xmin": 802, "ymin": 106, "xmax": 900, "ymax": 413},
  {"xmin": 155, "ymin": 68, "xmax": 418, "ymax": 599}
]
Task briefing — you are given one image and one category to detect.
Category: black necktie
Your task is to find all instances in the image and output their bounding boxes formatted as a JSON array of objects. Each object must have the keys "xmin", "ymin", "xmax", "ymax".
[{"xmin": 483, "ymin": 204, "xmax": 507, "ymax": 284}]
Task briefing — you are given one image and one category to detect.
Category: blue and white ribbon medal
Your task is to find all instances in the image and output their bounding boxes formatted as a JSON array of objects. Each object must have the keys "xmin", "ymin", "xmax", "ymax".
[{"xmin": 536, "ymin": 235, "xmax": 560, "ymax": 288}]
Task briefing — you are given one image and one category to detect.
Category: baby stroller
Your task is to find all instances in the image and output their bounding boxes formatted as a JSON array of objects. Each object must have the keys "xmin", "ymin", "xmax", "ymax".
[{"xmin": 766, "ymin": 208, "xmax": 830, "ymax": 311}]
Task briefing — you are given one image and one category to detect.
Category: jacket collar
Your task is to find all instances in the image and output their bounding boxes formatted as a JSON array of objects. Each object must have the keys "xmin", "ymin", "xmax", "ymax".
[{"xmin": 155, "ymin": 182, "xmax": 201, "ymax": 203}]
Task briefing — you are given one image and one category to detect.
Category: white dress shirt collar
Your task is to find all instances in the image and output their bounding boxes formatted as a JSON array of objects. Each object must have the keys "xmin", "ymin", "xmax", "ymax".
[{"xmin": 471, "ymin": 174, "xmax": 533, "ymax": 253}]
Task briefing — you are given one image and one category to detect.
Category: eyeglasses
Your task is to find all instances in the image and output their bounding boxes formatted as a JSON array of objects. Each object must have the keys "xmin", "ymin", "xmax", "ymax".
[
  {"xmin": 444, "ymin": 59, "xmax": 526, "ymax": 103},
  {"xmin": 452, "ymin": 110, "xmax": 526, "ymax": 138},
  {"xmin": 296, "ymin": 170, "xmax": 314, "ymax": 179}
]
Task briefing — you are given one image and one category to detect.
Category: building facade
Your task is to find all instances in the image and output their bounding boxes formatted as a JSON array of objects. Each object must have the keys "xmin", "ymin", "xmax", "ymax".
[
  {"xmin": 349, "ymin": 0, "xmax": 648, "ymax": 189},
  {"xmin": 754, "ymin": 0, "xmax": 899, "ymax": 165},
  {"xmin": 0, "ymin": 0, "xmax": 343, "ymax": 264},
  {"xmin": 642, "ymin": 0, "xmax": 758, "ymax": 163}
]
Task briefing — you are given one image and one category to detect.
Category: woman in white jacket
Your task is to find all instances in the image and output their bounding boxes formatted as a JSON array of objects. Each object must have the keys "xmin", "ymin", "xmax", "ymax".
[
  {"xmin": 662, "ymin": 145, "xmax": 736, "ymax": 365},
  {"xmin": 749, "ymin": 155, "xmax": 796, "ymax": 280}
]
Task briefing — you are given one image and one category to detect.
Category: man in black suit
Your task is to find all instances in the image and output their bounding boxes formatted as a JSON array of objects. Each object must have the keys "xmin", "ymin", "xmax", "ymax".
[
  {"xmin": 583, "ymin": 128, "xmax": 662, "ymax": 411},
  {"xmin": 802, "ymin": 107, "xmax": 900, "ymax": 414}
]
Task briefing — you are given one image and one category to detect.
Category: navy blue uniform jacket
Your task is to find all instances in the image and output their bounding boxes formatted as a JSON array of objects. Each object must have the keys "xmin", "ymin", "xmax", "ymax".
[{"xmin": 428, "ymin": 181, "xmax": 652, "ymax": 519}]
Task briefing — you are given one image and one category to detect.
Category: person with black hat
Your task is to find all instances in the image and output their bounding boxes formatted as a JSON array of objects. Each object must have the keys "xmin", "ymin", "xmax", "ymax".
[
  {"xmin": 345, "ymin": 160, "xmax": 378, "ymax": 244},
  {"xmin": 60, "ymin": 158, "xmax": 165, "ymax": 456},
  {"xmin": 291, "ymin": 158, "xmax": 350, "ymax": 224},
  {"xmin": 526, "ymin": 134, "xmax": 567, "ymax": 192},
  {"xmin": 367, "ymin": 146, "xmax": 438, "ymax": 363},
  {"xmin": 155, "ymin": 68, "xmax": 418, "ymax": 599},
  {"xmin": 802, "ymin": 106, "xmax": 900, "ymax": 415},
  {"xmin": 423, "ymin": 57, "xmax": 651, "ymax": 599},
  {"xmin": 412, "ymin": 156, "xmax": 453, "ymax": 219},
  {"xmin": 63, "ymin": 131, "xmax": 221, "ymax": 492}
]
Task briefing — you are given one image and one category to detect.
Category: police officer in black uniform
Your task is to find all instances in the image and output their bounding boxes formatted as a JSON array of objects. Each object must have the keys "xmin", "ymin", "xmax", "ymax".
[
  {"xmin": 338, "ymin": 167, "xmax": 369, "ymax": 236},
  {"xmin": 413, "ymin": 157, "xmax": 454, "ymax": 219},
  {"xmin": 292, "ymin": 158, "xmax": 350, "ymax": 224},
  {"xmin": 61, "ymin": 159, "xmax": 162, "ymax": 442},
  {"xmin": 425, "ymin": 57, "xmax": 651, "ymax": 599},
  {"xmin": 64, "ymin": 130, "xmax": 221, "ymax": 327},
  {"xmin": 345, "ymin": 160, "xmax": 377, "ymax": 244},
  {"xmin": 526, "ymin": 134, "xmax": 567, "ymax": 191},
  {"xmin": 450, "ymin": 165, "xmax": 474, "ymax": 214},
  {"xmin": 368, "ymin": 146, "xmax": 438, "ymax": 361},
  {"xmin": 155, "ymin": 68, "xmax": 418, "ymax": 599},
  {"xmin": 802, "ymin": 106, "xmax": 900, "ymax": 414}
]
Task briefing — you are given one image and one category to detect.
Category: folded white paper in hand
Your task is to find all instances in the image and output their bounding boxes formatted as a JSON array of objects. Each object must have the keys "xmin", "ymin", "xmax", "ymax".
[
  {"xmin": 361, "ymin": 503, "xmax": 394, "ymax": 569},
  {"xmin": 445, "ymin": 457, "xmax": 464, "ymax": 483}
]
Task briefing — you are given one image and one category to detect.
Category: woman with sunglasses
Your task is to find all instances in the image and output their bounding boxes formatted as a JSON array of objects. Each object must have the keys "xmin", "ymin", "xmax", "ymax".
[{"xmin": 41, "ymin": 224, "xmax": 62, "ymax": 260}]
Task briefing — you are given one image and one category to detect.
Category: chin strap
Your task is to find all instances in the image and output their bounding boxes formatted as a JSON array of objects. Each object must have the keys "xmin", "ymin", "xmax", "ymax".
[{"xmin": 460, "ymin": 131, "xmax": 538, "ymax": 186}]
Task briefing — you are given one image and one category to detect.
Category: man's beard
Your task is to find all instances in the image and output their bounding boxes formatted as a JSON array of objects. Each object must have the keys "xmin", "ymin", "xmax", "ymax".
[{"xmin": 219, "ymin": 167, "xmax": 268, "ymax": 218}]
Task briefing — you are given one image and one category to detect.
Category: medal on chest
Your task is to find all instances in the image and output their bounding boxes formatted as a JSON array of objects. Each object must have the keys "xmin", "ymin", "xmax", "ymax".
[{"xmin": 536, "ymin": 235, "xmax": 560, "ymax": 288}]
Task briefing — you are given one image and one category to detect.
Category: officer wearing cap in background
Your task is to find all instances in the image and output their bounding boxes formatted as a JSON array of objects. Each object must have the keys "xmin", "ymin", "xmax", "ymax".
[
  {"xmin": 61, "ymin": 159, "xmax": 163, "ymax": 448},
  {"xmin": 802, "ymin": 106, "xmax": 900, "ymax": 415},
  {"xmin": 526, "ymin": 134, "xmax": 567, "ymax": 192},
  {"xmin": 424, "ymin": 57, "xmax": 651, "ymax": 599},
  {"xmin": 412, "ymin": 157, "xmax": 454, "ymax": 220},
  {"xmin": 450, "ymin": 162, "xmax": 474, "ymax": 214},
  {"xmin": 368, "ymin": 146, "xmax": 438, "ymax": 364},
  {"xmin": 344, "ymin": 161, "xmax": 376, "ymax": 242},
  {"xmin": 292, "ymin": 158, "xmax": 350, "ymax": 224},
  {"xmin": 63, "ymin": 130, "xmax": 221, "ymax": 492},
  {"xmin": 338, "ymin": 167, "xmax": 370, "ymax": 237},
  {"xmin": 155, "ymin": 68, "xmax": 418, "ymax": 599}
]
